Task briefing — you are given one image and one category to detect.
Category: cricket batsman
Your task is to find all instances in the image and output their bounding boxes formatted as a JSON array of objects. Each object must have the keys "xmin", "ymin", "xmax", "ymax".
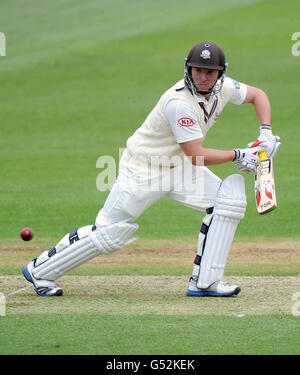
[{"xmin": 22, "ymin": 42, "xmax": 281, "ymax": 297}]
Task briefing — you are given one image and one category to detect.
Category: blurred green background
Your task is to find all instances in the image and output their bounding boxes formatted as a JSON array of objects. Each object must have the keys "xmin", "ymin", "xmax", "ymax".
[{"xmin": 0, "ymin": 0, "xmax": 299, "ymax": 244}]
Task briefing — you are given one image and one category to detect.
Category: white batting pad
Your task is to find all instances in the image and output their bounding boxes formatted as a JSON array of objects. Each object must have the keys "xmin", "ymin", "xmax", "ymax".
[
  {"xmin": 32, "ymin": 221, "xmax": 138, "ymax": 281},
  {"xmin": 196, "ymin": 174, "xmax": 247, "ymax": 289}
]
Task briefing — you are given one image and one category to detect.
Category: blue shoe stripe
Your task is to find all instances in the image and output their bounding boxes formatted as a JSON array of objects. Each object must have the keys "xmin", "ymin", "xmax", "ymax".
[
  {"xmin": 22, "ymin": 266, "xmax": 34, "ymax": 284},
  {"xmin": 22, "ymin": 265, "xmax": 62, "ymax": 296},
  {"xmin": 34, "ymin": 288, "xmax": 60, "ymax": 297},
  {"xmin": 187, "ymin": 289, "xmax": 237, "ymax": 297}
]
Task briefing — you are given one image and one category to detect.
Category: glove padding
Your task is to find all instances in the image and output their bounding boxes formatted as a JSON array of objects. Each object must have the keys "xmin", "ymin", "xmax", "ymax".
[
  {"xmin": 233, "ymin": 147, "xmax": 262, "ymax": 174},
  {"xmin": 247, "ymin": 125, "xmax": 281, "ymax": 158}
]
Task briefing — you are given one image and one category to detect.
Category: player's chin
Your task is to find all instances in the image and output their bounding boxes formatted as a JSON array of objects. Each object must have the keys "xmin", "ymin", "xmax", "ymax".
[{"xmin": 197, "ymin": 84, "xmax": 211, "ymax": 91}]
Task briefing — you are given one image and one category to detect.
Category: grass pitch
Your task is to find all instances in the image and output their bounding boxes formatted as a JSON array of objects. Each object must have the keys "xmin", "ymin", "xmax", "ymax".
[
  {"xmin": 1, "ymin": 313, "xmax": 298, "ymax": 356},
  {"xmin": 1, "ymin": 242, "xmax": 299, "ymax": 355},
  {"xmin": 2, "ymin": 275, "xmax": 299, "ymax": 316},
  {"xmin": 1, "ymin": 273, "xmax": 299, "ymax": 355}
]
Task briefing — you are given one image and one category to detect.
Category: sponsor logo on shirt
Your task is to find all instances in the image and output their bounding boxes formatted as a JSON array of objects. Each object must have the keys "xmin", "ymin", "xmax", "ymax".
[
  {"xmin": 232, "ymin": 80, "xmax": 240, "ymax": 89},
  {"xmin": 214, "ymin": 110, "xmax": 222, "ymax": 121},
  {"xmin": 178, "ymin": 117, "xmax": 195, "ymax": 127}
]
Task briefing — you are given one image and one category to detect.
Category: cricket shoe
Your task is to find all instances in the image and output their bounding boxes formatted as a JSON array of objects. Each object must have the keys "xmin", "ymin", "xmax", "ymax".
[
  {"xmin": 186, "ymin": 277, "xmax": 241, "ymax": 297},
  {"xmin": 22, "ymin": 259, "xmax": 63, "ymax": 296}
]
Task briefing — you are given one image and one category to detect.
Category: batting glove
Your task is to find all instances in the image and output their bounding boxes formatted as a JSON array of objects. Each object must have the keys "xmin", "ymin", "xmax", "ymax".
[
  {"xmin": 233, "ymin": 147, "xmax": 261, "ymax": 174},
  {"xmin": 247, "ymin": 124, "xmax": 281, "ymax": 158}
]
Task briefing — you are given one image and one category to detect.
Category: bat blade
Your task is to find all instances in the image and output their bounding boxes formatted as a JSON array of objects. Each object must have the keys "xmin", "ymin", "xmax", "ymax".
[{"xmin": 254, "ymin": 151, "xmax": 277, "ymax": 214}]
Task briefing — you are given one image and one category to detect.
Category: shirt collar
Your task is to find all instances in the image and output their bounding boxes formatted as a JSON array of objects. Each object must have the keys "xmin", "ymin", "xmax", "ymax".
[{"xmin": 195, "ymin": 91, "xmax": 219, "ymax": 105}]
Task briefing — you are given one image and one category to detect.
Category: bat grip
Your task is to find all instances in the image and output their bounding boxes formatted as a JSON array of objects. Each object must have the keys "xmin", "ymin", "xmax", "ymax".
[{"xmin": 259, "ymin": 150, "xmax": 267, "ymax": 161}]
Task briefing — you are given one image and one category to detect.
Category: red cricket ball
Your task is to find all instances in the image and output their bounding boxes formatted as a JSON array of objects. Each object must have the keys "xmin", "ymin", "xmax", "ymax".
[{"xmin": 20, "ymin": 227, "xmax": 34, "ymax": 241}]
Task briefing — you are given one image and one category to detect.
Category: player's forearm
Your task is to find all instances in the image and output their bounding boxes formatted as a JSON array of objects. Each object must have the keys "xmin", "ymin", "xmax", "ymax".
[
  {"xmin": 180, "ymin": 139, "xmax": 235, "ymax": 165},
  {"xmin": 251, "ymin": 89, "xmax": 271, "ymax": 125},
  {"xmin": 189, "ymin": 148, "xmax": 235, "ymax": 166}
]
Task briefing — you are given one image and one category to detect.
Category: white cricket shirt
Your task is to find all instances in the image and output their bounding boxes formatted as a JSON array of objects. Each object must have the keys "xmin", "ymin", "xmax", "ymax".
[{"xmin": 126, "ymin": 77, "xmax": 247, "ymax": 166}]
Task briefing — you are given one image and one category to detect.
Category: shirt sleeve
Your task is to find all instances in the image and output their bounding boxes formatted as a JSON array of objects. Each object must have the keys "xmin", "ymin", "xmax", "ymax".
[
  {"xmin": 165, "ymin": 99, "xmax": 204, "ymax": 143},
  {"xmin": 226, "ymin": 77, "xmax": 247, "ymax": 105}
]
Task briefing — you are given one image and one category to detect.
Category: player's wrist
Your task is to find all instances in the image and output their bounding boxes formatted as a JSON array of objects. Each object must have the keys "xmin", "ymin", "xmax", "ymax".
[
  {"xmin": 260, "ymin": 124, "xmax": 272, "ymax": 134},
  {"xmin": 232, "ymin": 149, "xmax": 240, "ymax": 161}
]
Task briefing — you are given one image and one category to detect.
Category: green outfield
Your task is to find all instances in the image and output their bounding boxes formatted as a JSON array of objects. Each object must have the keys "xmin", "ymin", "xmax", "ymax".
[{"xmin": 0, "ymin": 0, "xmax": 300, "ymax": 356}]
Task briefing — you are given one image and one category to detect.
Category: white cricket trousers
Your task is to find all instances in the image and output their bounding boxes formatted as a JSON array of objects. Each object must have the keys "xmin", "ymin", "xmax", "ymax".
[{"xmin": 96, "ymin": 149, "xmax": 221, "ymax": 226}]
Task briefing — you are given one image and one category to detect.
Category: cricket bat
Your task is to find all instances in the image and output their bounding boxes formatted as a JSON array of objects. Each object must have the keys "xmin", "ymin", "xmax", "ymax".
[{"xmin": 254, "ymin": 150, "xmax": 277, "ymax": 214}]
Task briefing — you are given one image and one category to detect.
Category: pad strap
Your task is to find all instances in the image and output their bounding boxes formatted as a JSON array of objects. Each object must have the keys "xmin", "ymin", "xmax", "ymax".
[
  {"xmin": 194, "ymin": 213, "xmax": 213, "ymax": 265},
  {"xmin": 32, "ymin": 222, "xmax": 138, "ymax": 280}
]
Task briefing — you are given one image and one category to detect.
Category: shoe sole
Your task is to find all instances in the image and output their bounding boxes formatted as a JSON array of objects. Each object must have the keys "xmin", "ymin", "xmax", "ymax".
[
  {"xmin": 186, "ymin": 287, "xmax": 241, "ymax": 297},
  {"xmin": 22, "ymin": 266, "xmax": 63, "ymax": 297}
]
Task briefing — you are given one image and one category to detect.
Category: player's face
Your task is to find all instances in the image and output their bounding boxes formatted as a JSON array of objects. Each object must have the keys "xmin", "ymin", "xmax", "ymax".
[{"xmin": 191, "ymin": 68, "xmax": 219, "ymax": 92}]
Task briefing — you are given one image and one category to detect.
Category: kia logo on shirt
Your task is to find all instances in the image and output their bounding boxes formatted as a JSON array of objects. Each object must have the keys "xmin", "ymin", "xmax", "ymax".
[{"xmin": 178, "ymin": 117, "xmax": 195, "ymax": 127}]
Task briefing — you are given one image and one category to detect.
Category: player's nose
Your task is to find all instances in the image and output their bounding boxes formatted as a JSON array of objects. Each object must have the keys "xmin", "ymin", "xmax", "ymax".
[{"xmin": 198, "ymin": 72, "xmax": 209, "ymax": 81}]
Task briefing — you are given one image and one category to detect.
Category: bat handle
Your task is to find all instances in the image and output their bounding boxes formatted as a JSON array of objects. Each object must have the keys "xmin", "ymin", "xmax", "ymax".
[{"xmin": 259, "ymin": 150, "xmax": 267, "ymax": 161}]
